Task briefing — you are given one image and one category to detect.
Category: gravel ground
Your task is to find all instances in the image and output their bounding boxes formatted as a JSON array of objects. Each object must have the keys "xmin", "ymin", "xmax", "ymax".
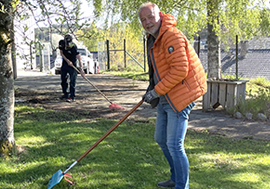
[{"xmin": 14, "ymin": 71, "xmax": 159, "ymax": 122}]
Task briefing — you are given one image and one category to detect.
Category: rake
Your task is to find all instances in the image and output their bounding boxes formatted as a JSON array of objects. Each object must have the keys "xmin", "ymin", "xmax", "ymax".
[{"xmin": 72, "ymin": 65, "xmax": 125, "ymax": 110}]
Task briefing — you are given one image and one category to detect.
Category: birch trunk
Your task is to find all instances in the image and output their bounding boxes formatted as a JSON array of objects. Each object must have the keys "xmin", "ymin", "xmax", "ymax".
[
  {"xmin": 207, "ymin": 0, "xmax": 221, "ymax": 79},
  {"xmin": 0, "ymin": 0, "xmax": 16, "ymax": 158}
]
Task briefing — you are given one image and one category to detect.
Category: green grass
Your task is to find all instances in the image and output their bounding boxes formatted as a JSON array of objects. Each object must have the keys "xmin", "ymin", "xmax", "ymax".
[{"xmin": 1, "ymin": 105, "xmax": 270, "ymax": 188}]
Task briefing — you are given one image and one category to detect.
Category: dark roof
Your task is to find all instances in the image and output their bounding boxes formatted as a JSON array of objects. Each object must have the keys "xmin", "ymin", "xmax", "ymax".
[{"xmin": 199, "ymin": 49, "xmax": 270, "ymax": 81}]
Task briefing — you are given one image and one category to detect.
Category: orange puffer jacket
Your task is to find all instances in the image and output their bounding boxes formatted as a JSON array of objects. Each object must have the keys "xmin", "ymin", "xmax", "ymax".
[{"xmin": 151, "ymin": 13, "xmax": 207, "ymax": 112}]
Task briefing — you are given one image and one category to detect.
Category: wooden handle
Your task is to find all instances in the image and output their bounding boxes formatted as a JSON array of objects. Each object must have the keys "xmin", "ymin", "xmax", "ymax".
[
  {"xmin": 76, "ymin": 100, "xmax": 143, "ymax": 162},
  {"xmin": 72, "ymin": 65, "xmax": 112, "ymax": 104}
]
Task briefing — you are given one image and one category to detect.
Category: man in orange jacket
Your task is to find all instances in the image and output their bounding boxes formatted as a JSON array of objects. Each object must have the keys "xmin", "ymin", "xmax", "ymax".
[{"xmin": 139, "ymin": 2, "xmax": 207, "ymax": 189}]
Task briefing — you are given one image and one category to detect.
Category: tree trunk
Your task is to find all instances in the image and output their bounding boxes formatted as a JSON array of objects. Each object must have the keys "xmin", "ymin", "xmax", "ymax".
[
  {"xmin": 0, "ymin": 0, "xmax": 16, "ymax": 158},
  {"xmin": 11, "ymin": 17, "xmax": 17, "ymax": 80},
  {"xmin": 207, "ymin": 0, "xmax": 221, "ymax": 79}
]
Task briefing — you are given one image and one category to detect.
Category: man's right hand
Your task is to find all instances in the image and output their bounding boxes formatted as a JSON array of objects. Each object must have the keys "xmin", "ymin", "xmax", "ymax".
[{"xmin": 80, "ymin": 68, "xmax": 85, "ymax": 77}]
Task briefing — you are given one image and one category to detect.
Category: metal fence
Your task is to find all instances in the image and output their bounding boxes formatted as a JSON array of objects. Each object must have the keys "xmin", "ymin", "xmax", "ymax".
[
  {"xmin": 97, "ymin": 36, "xmax": 270, "ymax": 81},
  {"xmin": 195, "ymin": 36, "xmax": 270, "ymax": 81},
  {"xmin": 36, "ymin": 42, "xmax": 54, "ymax": 73},
  {"xmin": 97, "ymin": 39, "xmax": 146, "ymax": 72}
]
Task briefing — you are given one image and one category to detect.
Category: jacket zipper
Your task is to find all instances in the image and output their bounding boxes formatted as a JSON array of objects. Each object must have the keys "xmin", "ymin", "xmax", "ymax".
[{"xmin": 182, "ymin": 79, "xmax": 191, "ymax": 90}]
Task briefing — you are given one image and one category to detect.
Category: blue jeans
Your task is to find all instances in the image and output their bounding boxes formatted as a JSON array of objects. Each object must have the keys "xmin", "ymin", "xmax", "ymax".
[
  {"xmin": 154, "ymin": 102, "xmax": 194, "ymax": 189},
  {"xmin": 61, "ymin": 65, "xmax": 77, "ymax": 99}
]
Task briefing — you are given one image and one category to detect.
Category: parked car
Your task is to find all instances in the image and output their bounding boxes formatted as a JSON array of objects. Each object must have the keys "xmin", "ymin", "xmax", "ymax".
[
  {"xmin": 54, "ymin": 48, "xmax": 99, "ymax": 75},
  {"xmin": 77, "ymin": 48, "xmax": 99, "ymax": 74},
  {"xmin": 54, "ymin": 55, "xmax": 63, "ymax": 75}
]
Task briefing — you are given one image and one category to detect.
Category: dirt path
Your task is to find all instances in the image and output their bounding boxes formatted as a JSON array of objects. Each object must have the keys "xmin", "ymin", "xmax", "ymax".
[{"xmin": 14, "ymin": 73, "xmax": 160, "ymax": 121}]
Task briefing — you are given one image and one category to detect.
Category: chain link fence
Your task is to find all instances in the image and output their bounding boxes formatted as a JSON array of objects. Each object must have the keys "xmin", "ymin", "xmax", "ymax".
[
  {"xmin": 195, "ymin": 36, "xmax": 270, "ymax": 81},
  {"xmin": 97, "ymin": 41, "xmax": 107, "ymax": 71},
  {"xmin": 97, "ymin": 36, "xmax": 270, "ymax": 81}
]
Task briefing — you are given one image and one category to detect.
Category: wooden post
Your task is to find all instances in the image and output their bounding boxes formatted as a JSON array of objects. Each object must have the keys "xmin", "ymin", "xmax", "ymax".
[
  {"xmin": 106, "ymin": 40, "xmax": 110, "ymax": 70},
  {"xmin": 198, "ymin": 36, "xmax": 200, "ymax": 58},
  {"xmin": 39, "ymin": 42, "xmax": 43, "ymax": 72},
  {"xmin": 124, "ymin": 39, "xmax": 126, "ymax": 68},
  {"xmin": 219, "ymin": 83, "xmax": 227, "ymax": 108},
  {"xmin": 203, "ymin": 82, "xmax": 212, "ymax": 110},
  {"xmin": 236, "ymin": 35, "xmax": 238, "ymax": 80},
  {"xmin": 143, "ymin": 36, "xmax": 146, "ymax": 72}
]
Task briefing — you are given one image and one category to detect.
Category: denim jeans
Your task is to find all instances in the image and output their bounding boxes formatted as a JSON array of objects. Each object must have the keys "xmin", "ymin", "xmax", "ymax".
[
  {"xmin": 154, "ymin": 102, "xmax": 194, "ymax": 189},
  {"xmin": 61, "ymin": 65, "xmax": 77, "ymax": 99}
]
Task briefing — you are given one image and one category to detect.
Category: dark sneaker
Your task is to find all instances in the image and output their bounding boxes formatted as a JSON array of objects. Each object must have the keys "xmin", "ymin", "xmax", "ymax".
[
  {"xmin": 157, "ymin": 179, "xmax": 175, "ymax": 188},
  {"xmin": 66, "ymin": 98, "xmax": 75, "ymax": 103},
  {"xmin": 60, "ymin": 95, "xmax": 68, "ymax": 100}
]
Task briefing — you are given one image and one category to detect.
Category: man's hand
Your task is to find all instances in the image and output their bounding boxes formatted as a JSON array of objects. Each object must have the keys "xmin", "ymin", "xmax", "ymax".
[
  {"xmin": 142, "ymin": 89, "xmax": 160, "ymax": 103},
  {"xmin": 67, "ymin": 61, "xmax": 73, "ymax": 67},
  {"xmin": 80, "ymin": 68, "xmax": 85, "ymax": 77}
]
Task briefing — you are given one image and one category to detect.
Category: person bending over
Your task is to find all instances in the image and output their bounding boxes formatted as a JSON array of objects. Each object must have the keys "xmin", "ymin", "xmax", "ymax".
[{"xmin": 58, "ymin": 34, "xmax": 85, "ymax": 102}]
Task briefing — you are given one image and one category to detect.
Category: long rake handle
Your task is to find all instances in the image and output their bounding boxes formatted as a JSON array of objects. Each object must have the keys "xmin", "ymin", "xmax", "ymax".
[
  {"xmin": 77, "ymin": 100, "xmax": 143, "ymax": 162},
  {"xmin": 63, "ymin": 100, "xmax": 143, "ymax": 174},
  {"xmin": 72, "ymin": 65, "xmax": 113, "ymax": 104}
]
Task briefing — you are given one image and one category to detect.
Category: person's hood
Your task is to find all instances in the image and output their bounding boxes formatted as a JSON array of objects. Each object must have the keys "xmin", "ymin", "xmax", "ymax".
[{"xmin": 157, "ymin": 13, "xmax": 177, "ymax": 40}]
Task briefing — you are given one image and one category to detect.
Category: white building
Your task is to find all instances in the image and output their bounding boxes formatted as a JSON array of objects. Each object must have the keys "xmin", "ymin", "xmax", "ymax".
[{"xmin": 14, "ymin": 8, "xmax": 36, "ymax": 70}]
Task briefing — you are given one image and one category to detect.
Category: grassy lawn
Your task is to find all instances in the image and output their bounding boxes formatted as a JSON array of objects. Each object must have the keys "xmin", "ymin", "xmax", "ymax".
[{"xmin": 0, "ymin": 105, "xmax": 270, "ymax": 189}]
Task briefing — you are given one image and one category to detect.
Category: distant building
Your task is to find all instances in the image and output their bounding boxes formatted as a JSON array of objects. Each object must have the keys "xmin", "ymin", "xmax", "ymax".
[{"xmin": 14, "ymin": 9, "xmax": 36, "ymax": 70}]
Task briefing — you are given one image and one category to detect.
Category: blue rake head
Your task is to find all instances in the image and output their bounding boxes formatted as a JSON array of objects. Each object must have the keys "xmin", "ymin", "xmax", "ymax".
[{"xmin": 47, "ymin": 170, "xmax": 64, "ymax": 189}]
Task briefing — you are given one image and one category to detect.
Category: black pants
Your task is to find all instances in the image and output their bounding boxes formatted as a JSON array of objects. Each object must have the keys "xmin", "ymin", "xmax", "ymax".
[{"xmin": 61, "ymin": 65, "xmax": 77, "ymax": 98}]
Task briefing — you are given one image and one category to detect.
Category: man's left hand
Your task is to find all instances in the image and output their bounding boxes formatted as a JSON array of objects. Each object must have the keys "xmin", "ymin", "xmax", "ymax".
[{"xmin": 143, "ymin": 89, "xmax": 160, "ymax": 103}]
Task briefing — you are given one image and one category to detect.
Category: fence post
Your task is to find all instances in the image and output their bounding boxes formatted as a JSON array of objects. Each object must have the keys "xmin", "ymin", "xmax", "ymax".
[
  {"xmin": 124, "ymin": 39, "xmax": 126, "ymax": 68},
  {"xmin": 236, "ymin": 35, "xmax": 238, "ymax": 80},
  {"xmin": 39, "ymin": 42, "xmax": 43, "ymax": 72},
  {"xmin": 143, "ymin": 36, "xmax": 146, "ymax": 72},
  {"xmin": 106, "ymin": 39, "xmax": 110, "ymax": 70},
  {"xmin": 198, "ymin": 36, "xmax": 200, "ymax": 58}
]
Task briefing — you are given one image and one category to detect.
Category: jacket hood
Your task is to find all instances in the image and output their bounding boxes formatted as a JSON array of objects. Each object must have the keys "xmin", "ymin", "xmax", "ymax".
[{"xmin": 158, "ymin": 13, "xmax": 177, "ymax": 39}]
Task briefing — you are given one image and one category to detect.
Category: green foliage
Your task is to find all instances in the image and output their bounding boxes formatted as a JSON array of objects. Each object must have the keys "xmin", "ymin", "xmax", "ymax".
[
  {"xmin": 234, "ymin": 87, "xmax": 270, "ymax": 118},
  {"xmin": 260, "ymin": 8, "xmax": 270, "ymax": 36},
  {"xmin": 80, "ymin": 23, "xmax": 146, "ymax": 72},
  {"xmin": 91, "ymin": 0, "xmax": 269, "ymax": 43},
  {"xmin": 223, "ymin": 76, "xmax": 270, "ymax": 118},
  {"xmin": 78, "ymin": 23, "xmax": 106, "ymax": 51},
  {"xmin": 249, "ymin": 77, "xmax": 270, "ymax": 88}
]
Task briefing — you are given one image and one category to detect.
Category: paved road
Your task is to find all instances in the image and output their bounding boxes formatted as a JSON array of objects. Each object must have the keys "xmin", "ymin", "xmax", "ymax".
[{"xmin": 15, "ymin": 69, "xmax": 270, "ymax": 141}]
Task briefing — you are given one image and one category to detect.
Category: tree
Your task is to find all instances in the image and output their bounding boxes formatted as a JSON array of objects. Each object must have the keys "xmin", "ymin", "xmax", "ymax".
[
  {"xmin": 207, "ymin": 0, "xmax": 222, "ymax": 79},
  {"xmin": 0, "ymin": 0, "xmax": 15, "ymax": 158},
  {"xmin": 78, "ymin": 23, "xmax": 106, "ymax": 51}
]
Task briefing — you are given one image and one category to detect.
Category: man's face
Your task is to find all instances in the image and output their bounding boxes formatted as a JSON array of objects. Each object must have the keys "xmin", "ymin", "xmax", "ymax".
[{"xmin": 139, "ymin": 6, "xmax": 161, "ymax": 38}]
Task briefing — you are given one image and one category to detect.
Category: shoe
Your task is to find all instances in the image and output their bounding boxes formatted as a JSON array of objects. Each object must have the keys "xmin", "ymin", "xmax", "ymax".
[
  {"xmin": 60, "ymin": 95, "xmax": 68, "ymax": 100},
  {"xmin": 157, "ymin": 179, "xmax": 175, "ymax": 188},
  {"xmin": 66, "ymin": 98, "xmax": 75, "ymax": 103}
]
